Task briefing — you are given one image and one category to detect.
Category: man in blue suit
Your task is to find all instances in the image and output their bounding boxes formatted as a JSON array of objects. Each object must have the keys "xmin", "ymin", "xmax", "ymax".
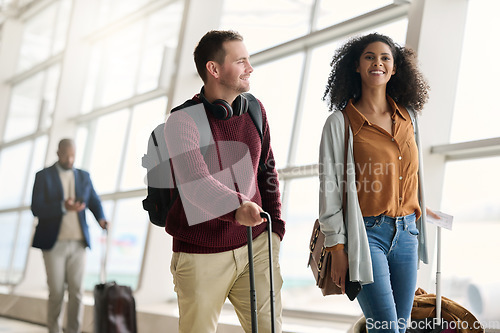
[{"xmin": 31, "ymin": 138, "xmax": 108, "ymax": 333}]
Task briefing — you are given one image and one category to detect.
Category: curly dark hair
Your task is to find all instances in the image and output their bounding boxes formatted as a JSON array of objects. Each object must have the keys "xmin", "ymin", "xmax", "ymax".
[{"xmin": 323, "ymin": 33, "xmax": 429, "ymax": 112}]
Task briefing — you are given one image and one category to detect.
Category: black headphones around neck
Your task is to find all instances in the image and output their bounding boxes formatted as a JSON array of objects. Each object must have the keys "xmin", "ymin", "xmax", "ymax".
[{"xmin": 199, "ymin": 87, "xmax": 249, "ymax": 120}]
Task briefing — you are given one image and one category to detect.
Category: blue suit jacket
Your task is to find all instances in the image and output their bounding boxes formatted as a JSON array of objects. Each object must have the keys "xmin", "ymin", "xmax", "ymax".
[{"xmin": 31, "ymin": 163, "xmax": 106, "ymax": 250}]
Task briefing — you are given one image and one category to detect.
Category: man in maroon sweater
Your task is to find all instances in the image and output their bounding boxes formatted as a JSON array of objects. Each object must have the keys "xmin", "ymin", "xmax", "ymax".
[{"xmin": 165, "ymin": 30, "xmax": 285, "ymax": 332}]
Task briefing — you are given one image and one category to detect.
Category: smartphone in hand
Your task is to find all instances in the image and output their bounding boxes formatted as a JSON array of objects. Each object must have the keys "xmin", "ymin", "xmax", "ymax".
[{"xmin": 345, "ymin": 270, "xmax": 362, "ymax": 301}]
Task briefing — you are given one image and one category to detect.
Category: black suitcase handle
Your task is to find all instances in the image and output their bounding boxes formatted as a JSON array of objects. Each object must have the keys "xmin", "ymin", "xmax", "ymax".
[{"xmin": 247, "ymin": 212, "xmax": 276, "ymax": 333}]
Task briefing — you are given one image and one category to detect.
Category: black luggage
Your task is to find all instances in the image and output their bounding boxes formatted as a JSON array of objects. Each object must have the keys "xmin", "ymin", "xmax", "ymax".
[
  {"xmin": 246, "ymin": 211, "xmax": 276, "ymax": 333},
  {"xmin": 93, "ymin": 230, "xmax": 137, "ymax": 333}
]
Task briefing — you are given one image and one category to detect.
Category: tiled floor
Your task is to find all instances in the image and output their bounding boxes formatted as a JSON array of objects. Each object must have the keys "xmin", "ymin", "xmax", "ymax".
[{"xmin": 0, "ymin": 316, "xmax": 46, "ymax": 333}]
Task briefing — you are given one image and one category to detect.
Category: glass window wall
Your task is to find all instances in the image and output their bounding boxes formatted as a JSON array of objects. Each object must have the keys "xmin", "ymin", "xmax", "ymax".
[
  {"xmin": 81, "ymin": 109, "xmax": 129, "ymax": 193},
  {"xmin": 247, "ymin": 53, "xmax": 305, "ymax": 169},
  {"xmin": 0, "ymin": 212, "xmax": 19, "ymax": 283},
  {"xmin": 440, "ymin": 157, "xmax": 500, "ymax": 324},
  {"xmin": 438, "ymin": 2, "xmax": 500, "ymax": 326},
  {"xmin": 17, "ymin": 0, "xmax": 72, "ymax": 72},
  {"xmin": 450, "ymin": 0, "xmax": 500, "ymax": 143},
  {"xmin": 120, "ymin": 97, "xmax": 167, "ymax": 191},
  {"xmin": 220, "ymin": 0, "xmax": 315, "ymax": 54},
  {"xmin": 81, "ymin": 2, "xmax": 183, "ymax": 113},
  {"xmin": 0, "ymin": 141, "xmax": 33, "ymax": 209},
  {"xmin": 4, "ymin": 65, "xmax": 60, "ymax": 142},
  {"xmin": 95, "ymin": 0, "xmax": 150, "ymax": 28},
  {"xmin": 83, "ymin": 197, "xmax": 149, "ymax": 290},
  {"xmin": 315, "ymin": 0, "xmax": 393, "ymax": 30}
]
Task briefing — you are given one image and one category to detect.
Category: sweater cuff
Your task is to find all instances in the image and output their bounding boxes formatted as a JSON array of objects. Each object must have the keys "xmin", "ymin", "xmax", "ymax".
[
  {"xmin": 326, "ymin": 244, "xmax": 344, "ymax": 252},
  {"xmin": 271, "ymin": 221, "xmax": 285, "ymax": 241}
]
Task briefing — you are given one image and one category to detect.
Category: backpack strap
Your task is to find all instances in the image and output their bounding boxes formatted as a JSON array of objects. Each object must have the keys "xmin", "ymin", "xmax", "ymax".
[
  {"xmin": 242, "ymin": 93, "xmax": 267, "ymax": 173},
  {"xmin": 171, "ymin": 99, "xmax": 198, "ymax": 113},
  {"xmin": 171, "ymin": 94, "xmax": 266, "ymax": 172},
  {"xmin": 170, "ymin": 99, "xmax": 213, "ymax": 157},
  {"xmin": 242, "ymin": 93, "xmax": 263, "ymax": 140}
]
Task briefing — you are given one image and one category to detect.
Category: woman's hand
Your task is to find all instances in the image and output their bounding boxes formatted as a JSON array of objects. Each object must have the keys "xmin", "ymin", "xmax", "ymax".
[
  {"xmin": 330, "ymin": 249, "xmax": 349, "ymax": 294},
  {"xmin": 426, "ymin": 207, "xmax": 441, "ymax": 220}
]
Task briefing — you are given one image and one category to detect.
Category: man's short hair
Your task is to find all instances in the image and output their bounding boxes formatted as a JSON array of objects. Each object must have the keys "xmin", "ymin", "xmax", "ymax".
[
  {"xmin": 58, "ymin": 138, "xmax": 75, "ymax": 151},
  {"xmin": 193, "ymin": 30, "xmax": 243, "ymax": 82}
]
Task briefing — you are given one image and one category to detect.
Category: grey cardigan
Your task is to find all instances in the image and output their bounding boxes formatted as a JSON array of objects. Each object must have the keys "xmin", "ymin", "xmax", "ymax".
[{"xmin": 318, "ymin": 108, "xmax": 429, "ymax": 285}]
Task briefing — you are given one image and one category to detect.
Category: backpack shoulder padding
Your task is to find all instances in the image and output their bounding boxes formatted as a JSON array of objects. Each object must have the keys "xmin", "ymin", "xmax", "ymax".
[
  {"xmin": 242, "ymin": 93, "xmax": 266, "ymax": 172},
  {"xmin": 242, "ymin": 93, "xmax": 263, "ymax": 140}
]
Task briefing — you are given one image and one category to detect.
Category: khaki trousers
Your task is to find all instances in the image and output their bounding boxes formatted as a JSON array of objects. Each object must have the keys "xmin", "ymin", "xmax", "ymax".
[
  {"xmin": 42, "ymin": 240, "xmax": 86, "ymax": 333},
  {"xmin": 171, "ymin": 232, "xmax": 283, "ymax": 333}
]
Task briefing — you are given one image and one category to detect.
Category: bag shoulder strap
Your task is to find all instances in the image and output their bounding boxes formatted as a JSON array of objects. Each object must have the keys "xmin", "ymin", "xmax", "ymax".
[
  {"xmin": 341, "ymin": 110, "xmax": 351, "ymax": 222},
  {"xmin": 171, "ymin": 99, "xmax": 198, "ymax": 113},
  {"xmin": 171, "ymin": 95, "xmax": 264, "ymax": 161},
  {"xmin": 170, "ymin": 99, "xmax": 210, "ymax": 156},
  {"xmin": 159, "ymin": 95, "xmax": 266, "ymax": 178},
  {"xmin": 242, "ymin": 93, "xmax": 263, "ymax": 139},
  {"xmin": 242, "ymin": 93, "xmax": 267, "ymax": 172}
]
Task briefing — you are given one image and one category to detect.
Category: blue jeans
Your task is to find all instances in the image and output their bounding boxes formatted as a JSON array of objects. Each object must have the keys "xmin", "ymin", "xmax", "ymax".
[{"xmin": 357, "ymin": 213, "xmax": 419, "ymax": 333}]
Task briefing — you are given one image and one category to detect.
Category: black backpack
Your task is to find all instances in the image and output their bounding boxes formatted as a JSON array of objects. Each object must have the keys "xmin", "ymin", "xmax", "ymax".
[{"xmin": 142, "ymin": 93, "xmax": 265, "ymax": 227}]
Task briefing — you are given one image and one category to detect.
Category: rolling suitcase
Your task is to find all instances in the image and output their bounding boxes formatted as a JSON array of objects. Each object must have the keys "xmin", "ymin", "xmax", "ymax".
[
  {"xmin": 93, "ymin": 230, "xmax": 137, "ymax": 333},
  {"xmin": 246, "ymin": 211, "xmax": 276, "ymax": 333}
]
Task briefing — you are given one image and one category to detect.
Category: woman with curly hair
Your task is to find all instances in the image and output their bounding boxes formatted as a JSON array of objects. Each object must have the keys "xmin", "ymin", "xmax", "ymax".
[{"xmin": 318, "ymin": 33, "xmax": 434, "ymax": 332}]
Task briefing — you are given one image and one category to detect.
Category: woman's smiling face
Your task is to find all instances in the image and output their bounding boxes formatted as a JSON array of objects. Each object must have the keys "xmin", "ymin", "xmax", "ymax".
[{"xmin": 356, "ymin": 41, "xmax": 396, "ymax": 88}]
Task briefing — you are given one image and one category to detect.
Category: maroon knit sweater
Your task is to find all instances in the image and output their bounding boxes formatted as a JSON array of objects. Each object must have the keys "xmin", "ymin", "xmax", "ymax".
[{"xmin": 164, "ymin": 95, "xmax": 285, "ymax": 253}]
